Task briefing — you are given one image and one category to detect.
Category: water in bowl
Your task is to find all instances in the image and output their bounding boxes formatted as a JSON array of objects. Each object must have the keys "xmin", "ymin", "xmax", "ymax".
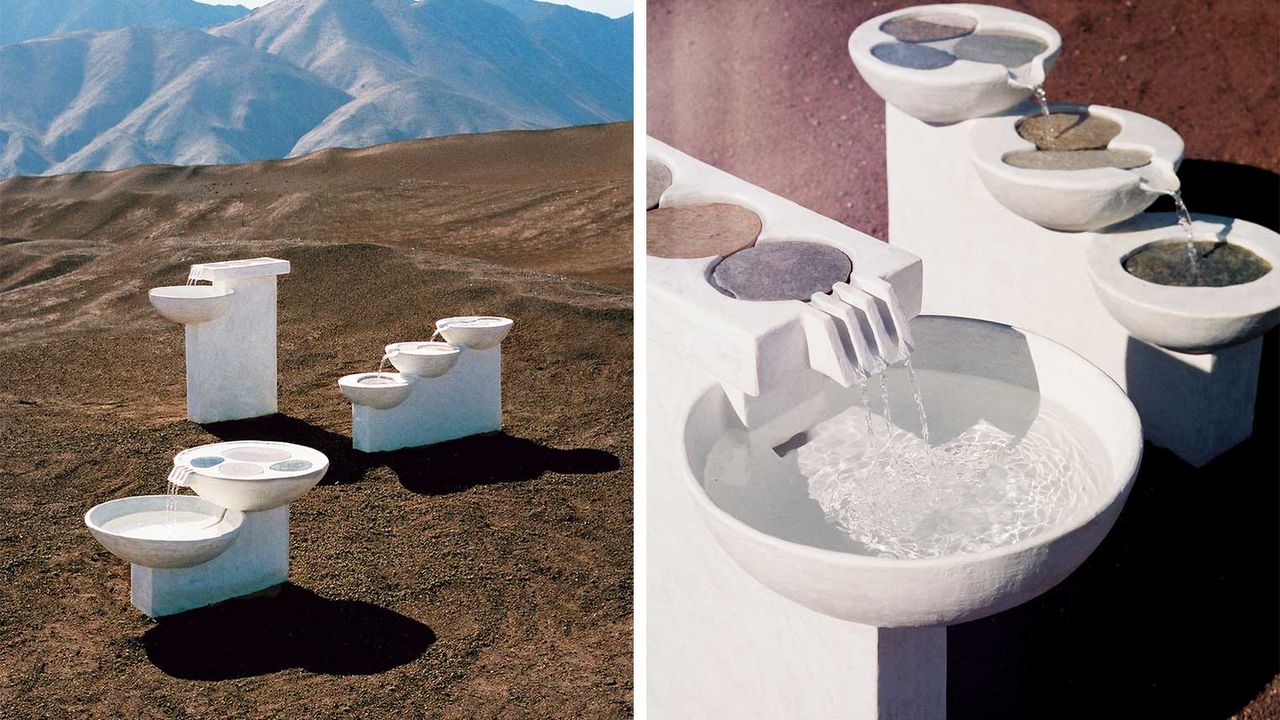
[
  {"xmin": 1124, "ymin": 239, "xmax": 1271, "ymax": 287},
  {"xmin": 102, "ymin": 510, "xmax": 225, "ymax": 540}
]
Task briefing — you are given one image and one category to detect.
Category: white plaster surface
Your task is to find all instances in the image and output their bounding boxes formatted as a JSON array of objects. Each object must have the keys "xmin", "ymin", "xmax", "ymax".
[
  {"xmin": 181, "ymin": 259, "xmax": 290, "ymax": 424},
  {"xmin": 84, "ymin": 495, "xmax": 244, "ymax": 569},
  {"xmin": 884, "ymin": 101, "xmax": 1262, "ymax": 465},
  {"xmin": 351, "ymin": 346, "xmax": 501, "ymax": 452},
  {"xmin": 848, "ymin": 4, "xmax": 1061, "ymax": 125},
  {"xmin": 131, "ymin": 506, "xmax": 288, "ymax": 618}
]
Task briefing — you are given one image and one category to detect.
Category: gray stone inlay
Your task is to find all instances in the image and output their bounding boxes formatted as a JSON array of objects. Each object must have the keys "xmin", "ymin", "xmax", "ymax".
[
  {"xmin": 1017, "ymin": 112, "xmax": 1122, "ymax": 151},
  {"xmin": 711, "ymin": 241, "xmax": 853, "ymax": 302},
  {"xmin": 1124, "ymin": 240, "xmax": 1272, "ymax": 287},
  {"xmin": 1003, "ymin": 149, "xmax": 1151, "ymax": 171},
  {"xmin": 880, "ymin": 14, "xmax": 976, "ymax": 43},
  {"xmin": 871, "ymin": 42, "xmax": 956, "ymax": 70},
  {"xmin": 647, "ymin": 159, "xmax": 672, "ymax": 210},
  {"xmin": 954, "ymin": 33, "xmax": 1048, "ymax": 67}
]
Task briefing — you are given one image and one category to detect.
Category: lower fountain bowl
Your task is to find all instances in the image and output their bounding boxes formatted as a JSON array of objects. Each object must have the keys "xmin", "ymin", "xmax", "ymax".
[
  {"xmin": 679, "ymin": 315, "xmax": 1142, "ymax": 627},
  {"xmin": 85, "ymin": 495, "xmax": 245, "ymax": 569},
  {"xmin": 434, "ymin": 316, "xmax": 513, "ymax": 350},
  {"xmin": 1087, "ymin": 214, "xmax": 1280, "ymax": 354},
  {"xmin": 338, "ymin": 372, "xmax": 413, "ymax": 409},
  {"xmin": 148, "ymin": 285, "xmax": 235, "ymax": 325}
]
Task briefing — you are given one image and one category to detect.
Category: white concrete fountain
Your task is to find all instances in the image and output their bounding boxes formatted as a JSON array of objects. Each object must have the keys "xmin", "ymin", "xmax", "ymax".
[
  {"xmin": 850, "ymin": 3, "xmax": 1280, "ymax": 466},
  {"xmin": 85, "ymin": 440, "xmax": 328, "ymax": 618},
  {"xmin": 149, "ymin": 258, "xmax": 291, "ymax": 424},
  {"xmin": 646, "ymin": 140, "xmax": 1140, "ymax": 719},
  {"xmin": 337, "ymin": 317, "xmax": 512, "ymax": 452}
]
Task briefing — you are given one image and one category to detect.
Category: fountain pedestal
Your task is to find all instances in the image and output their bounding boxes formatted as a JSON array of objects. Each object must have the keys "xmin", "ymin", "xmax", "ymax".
[
  {"xmin": 130, "ymin": 506, "xmax": 288, "ymax": 618},
  {"xmin": 183, "ymin": 258, "xmax": 291, "ymax": 424},
  {"xmin": 351, "ymin": 346, "xmax": 501, "ymax": 452},
  {"xmin": 884, "ymin": 102, "xmax": 1259, "ymax": 466}
]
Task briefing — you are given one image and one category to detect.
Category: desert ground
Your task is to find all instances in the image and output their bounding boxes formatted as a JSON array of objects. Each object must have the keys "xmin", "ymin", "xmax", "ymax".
[
  {"xmin": 0, "ymin": 122, "xmax": 632, "ymax": 718},
  {"xmin": 650, "ymin": 1, "xmax": 1277, "ymax": 718}
]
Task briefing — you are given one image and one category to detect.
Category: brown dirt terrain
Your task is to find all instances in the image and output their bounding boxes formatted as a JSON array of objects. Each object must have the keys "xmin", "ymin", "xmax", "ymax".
[{"xmin": 0, "ymin": 123, "xmax": 633, "ymax": 718}]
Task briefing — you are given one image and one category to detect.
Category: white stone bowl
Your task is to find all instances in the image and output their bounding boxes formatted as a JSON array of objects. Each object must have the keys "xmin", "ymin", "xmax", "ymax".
[
  {"xmin": 1087, "ymin": 214, "xmax": 1280, "ymax": 354},
  {"xmin": 148, "ymin": 285, "xmax": 235, "ymax": 325},
  {"xmin": 173, "ymin": 441, "xmax": 329, "ymax": 512},
  {"xmin": 85, "ymin": 495, "xmax": 245, "ymax": 569},
  {"xmin": 434, "ymin": 316, "xmax": 514, "ymax": 350},
  {"xmin": 849, "ymin": 3, "xmax": 1061, "ymax": 125},
  {"xmin": 969, "ymin": 103, "xmax": 1184, "ymax": 231},
  {"xmin": 338, "ymin": 372, "xmax": 414, "ymax": 409},
  {"xmin": 678, "ymin": 315, "xmax": 1142, "ymax": 627},
  {"xmin": 385, "ymin": 341, "xmax": 462, "ymax": 377}
]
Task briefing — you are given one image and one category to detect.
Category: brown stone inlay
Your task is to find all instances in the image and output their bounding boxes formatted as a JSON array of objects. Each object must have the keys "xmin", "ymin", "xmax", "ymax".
[
  {"xmin": 1003, "ymin": 149, "xmax": 1151, "ymax": 171},
  {"xmin": 646, "ymin": 159, "xmax": 672, "ymax": 210},
  {"xmin": 1017, "ymin": 112, "xmax": 1122, "ymax": 151},
  {"xmin": 646, "ymin": 203, "xmax": 762, "ymax": 259},
  {"xmin": 1124, "ymin": 240, "xmax": 1272, "ymax": 287}
]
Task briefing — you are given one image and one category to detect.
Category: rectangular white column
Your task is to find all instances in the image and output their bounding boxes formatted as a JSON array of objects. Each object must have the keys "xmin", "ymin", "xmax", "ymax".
[
  {"xmin": 131, "ymin": 506, "xmax": 288, "ymax": 618},
  {"xmin": 884, "ymin": 102, "xmax": 1260, "ymax": 466},
  {"xmin": 352, "ymin": 346, "xmax": 501, "ymax": 453}
]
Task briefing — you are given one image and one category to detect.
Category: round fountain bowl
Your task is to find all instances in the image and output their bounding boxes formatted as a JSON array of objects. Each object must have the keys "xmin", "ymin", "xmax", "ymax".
[
  {"xmin": 679, "ymin": 315, "xmax": 1142, "ymax": 627},
  {"xmin": 338, "ymin": 372, "xmax": 413, "ymax": 409},
  {"xmin": 85, "ymin": 495, "xmax": 245, "ymax": 569},
  {"xmin": 175, "ymin": 441, "xmax": 329, "ymax": 512},
  {"xmin": 148, "ymin": 285, "xmax": 235, "ymax": 325},
  {"xmin": 434, "ymin": 316, "xmax": 514, "ymax": 350},
  {"xmin": 385, "ymin": 341, "xmax": 462, "ymax": 377},
  {"xmin": 1087, "ymin": 214, "xmax": 1280, "ymax": 354}
]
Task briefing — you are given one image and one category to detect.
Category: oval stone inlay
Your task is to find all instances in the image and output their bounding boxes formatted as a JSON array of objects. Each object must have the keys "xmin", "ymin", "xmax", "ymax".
[
  {"xmin": 1124, "ymin": 240, "xmax": 1272, "ymax": 287},
  {"xmin": 189, "ymin": 456, "xmax": 224, "ymax": 468},
  {"xmin": 219, "ymin": 462, "xmax": 266, "ymax": 477},
  {"xmin": 1017, "ymin": 112, "xmax": 1122, "ymax": 151},
  {"xmin": 871, "ymin": 42, "xmax": 956, "ymax": 70},
  {"xmin": 647, "ymin": 159, "xmax": 672, "ymax": 210},
  {"xmin": 954, "ymin": 33, "xmax": 1048, "ymax": 67},
  {"xmin": 711, "ymin": 241, "xmax": 853, "ymax": 302},
  {"xmin": 880, "ymin": 13, "xmax": 976, "ymax": 43},
  {"xmin": 269, "ymin": 460, "xmax": 315, "ymax": 472},
  {"xmin": 646, "ymin": 203, "xmax": 762, "ymax": 259},
  {"xmin": 1003, "ymin": 149, "xmax": 1151, "ymax": 171},
  {"xmin": 224, "ymin": 446, "xmax": 291, "ymax": 463}
]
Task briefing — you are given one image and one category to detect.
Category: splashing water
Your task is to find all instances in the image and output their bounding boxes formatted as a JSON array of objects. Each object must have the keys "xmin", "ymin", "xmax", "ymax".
[
  {"xmin": 903, "ymin": 358, "xmax": 931, "ymax": 449},
  {"xmin": 1032, "ymin": 85, "xmax": 1053, "ymax": 137},
  {"xmin": 859, "ymin": 378, "xmax": 875, "ymax": 445},
  {"xmin": 1166, "ymin": 189, "xmax": 1201, "ymax": 281}
]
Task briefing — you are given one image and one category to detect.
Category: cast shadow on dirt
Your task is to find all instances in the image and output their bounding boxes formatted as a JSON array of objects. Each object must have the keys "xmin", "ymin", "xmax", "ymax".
[
  {"xmin": 201, "ymin": 415, "xmax": 619, "ymax": 495},
  {"xmin": 143, "ymin": 583, "xmax": 435, "ymax": 680}
]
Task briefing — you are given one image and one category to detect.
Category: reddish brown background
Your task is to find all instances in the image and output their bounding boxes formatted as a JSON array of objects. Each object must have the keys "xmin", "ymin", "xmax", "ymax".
[
  {"xmin": 648, "ymin": 0, "xmax": 1280, "ymax": 240},
  {"xmin": 649, "ymin": 2, "xmax": 1279, "ymax": 719}
]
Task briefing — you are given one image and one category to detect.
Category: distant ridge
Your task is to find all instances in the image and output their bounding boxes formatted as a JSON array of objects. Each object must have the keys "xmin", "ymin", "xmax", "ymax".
[{"xmin": 0, "ymin": 0, "xmax": 250, "ymax": 45}]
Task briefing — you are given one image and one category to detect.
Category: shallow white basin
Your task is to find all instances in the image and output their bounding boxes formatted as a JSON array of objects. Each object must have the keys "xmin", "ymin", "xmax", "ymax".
[
  {"xmin": 385, "ymin": 341, "xmax": 462, "ymax": 377},
  {"xmin": 680, "ymin": 315, "xmax": 1142, "ymax": 627},
  {"xmin": 338, "ymin": 372, "xmax": 414, "ymax": 409},
  {"xmin": 171, "ymin": 440, "xmax": 329, "ymax": 512},
  {"xmin": 1087, "ymin": 214, "xmax": 1280, "ymax": 354},
  {"xmin": 148, "ymin": 285, "xmax": 235, "ymax": 325},
  {"xmin": 85, "ymin": 495, "xmax": 245, "ymax": 569},
  {"xmin": 434, "ymin": 316, "xmax": 513, "ymax": 350}
]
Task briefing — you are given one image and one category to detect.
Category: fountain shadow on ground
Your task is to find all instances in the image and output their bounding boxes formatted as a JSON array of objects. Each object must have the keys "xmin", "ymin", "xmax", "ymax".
[
  {"xmin": 948, "ymin": 327, "xmax": 1279, "ymax": 719},
  {"xmin": 142, "ymin": 583, "xmax": 435, "ymax": 680},
  {"xmin": 201, "ymin": 416, "xmax": 619, "ymax": 495}
]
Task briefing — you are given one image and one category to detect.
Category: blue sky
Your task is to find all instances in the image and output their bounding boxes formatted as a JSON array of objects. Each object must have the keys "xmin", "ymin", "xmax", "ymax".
[{"xmin": 196, "ymin": 0, "xmax": 634, "ymax": 18}]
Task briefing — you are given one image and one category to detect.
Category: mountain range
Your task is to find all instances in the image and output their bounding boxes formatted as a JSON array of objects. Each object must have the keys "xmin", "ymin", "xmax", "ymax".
[{"xmin": 0, "ymin": 0, "xmax": 632, "ymax": 178}]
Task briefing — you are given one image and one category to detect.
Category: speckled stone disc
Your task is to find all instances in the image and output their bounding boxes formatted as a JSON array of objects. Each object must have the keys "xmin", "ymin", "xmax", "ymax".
[
  {"xmin": 871, "ymin": 42, "xmax": 956, "ymax": 70},
  {"xmin": 711, "ymin": 241, "xmax": 853, "ymax": 302},
  {"xmin": 1003, "ymin": 149, "xmax": 1151, "ymax": 171},
  {"xmin": 647, "ymin": 159, "xmax": 672, "ymax": 210},
  {"xmin": 1017, "ymin": 112, "xmax": 1122, "ymax": 151},
  {"xmin": 880, "ymin": 13, "xmax": 976, "ymax": 43},
  {"xmin": 954, "ymin": 33, "xmax": 1048, "ymax": 67},
  {"xmin": 646, "ymin": 203, "xmax": 762, "ymax": 259},
  {"xmin": 1124, "ymin": 240, "xmax": 1272, "ymax": 287}
]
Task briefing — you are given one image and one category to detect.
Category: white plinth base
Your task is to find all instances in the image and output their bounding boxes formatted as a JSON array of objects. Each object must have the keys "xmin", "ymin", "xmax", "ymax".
[
  {"xmin": 185, "ymin": 275, "xmax": 280, "ymax": 424},
  {"xmin": 131, "ymin": 506, "xmax": 288, "ymax": 618},
  {"xmin": 885, "ymin": 102, "xmax": 1258, "ymax": 466},
  {"xmin": 352, "ymin": 346, "xmax": 501, "ymax": 453},
  {"xmin": 647, "ymin": 334, "xmax": 946, "ymax": 719}
]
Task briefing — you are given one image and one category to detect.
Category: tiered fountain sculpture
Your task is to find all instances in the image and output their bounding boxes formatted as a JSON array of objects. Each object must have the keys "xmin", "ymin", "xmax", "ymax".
[
  {"xmin": 646, "ymin": 139, "xmax": 1142, "ymax": 720},
  {"xmin": 149, "ymin": 258, "xmax": 291, "ymax": 424},
  {"xmin": 850, "ymin": 3, "xmax": 1280, "ymax": 466},
  {"xmin": 338, "ymin": 316, "xmax": 513, "ymax": 452},
  {"xmin": 85, "ymin": 440, "xmax": 328, "ymax": 618}
]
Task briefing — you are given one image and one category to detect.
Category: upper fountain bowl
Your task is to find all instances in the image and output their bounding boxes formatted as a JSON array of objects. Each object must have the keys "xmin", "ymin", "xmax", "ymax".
[
  {"xmin": 849, "ymin": 4, "xmax": 1061, "ymax": 125},
  {"xmin": 85, "ymin": 495, "xmax": 245, "ymax": 569},
  {"xmin": 385, "ymin": 341, "xmax": 462, "ymax": 377},
  {"xmin": 1087, "ymin": 214, "xmax": 1280, "ymax": 354},
  {"xmin": 171, "ymin": 441, "xmax": 329, "ymax": 512},
  {"xmin": 338, "ymin": 372, "xmax": 414, "ymax": 409},
  {"xmin": 679, "ymin": 315, "xmax": 1141, "ymax": 627},
  {"xmin": 434, "ymin": 316, "xmax": 514, "ymax": 350},
  {"xmin": 148, "ymin": 285, "xmax": 235, "ymax": 325}
]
